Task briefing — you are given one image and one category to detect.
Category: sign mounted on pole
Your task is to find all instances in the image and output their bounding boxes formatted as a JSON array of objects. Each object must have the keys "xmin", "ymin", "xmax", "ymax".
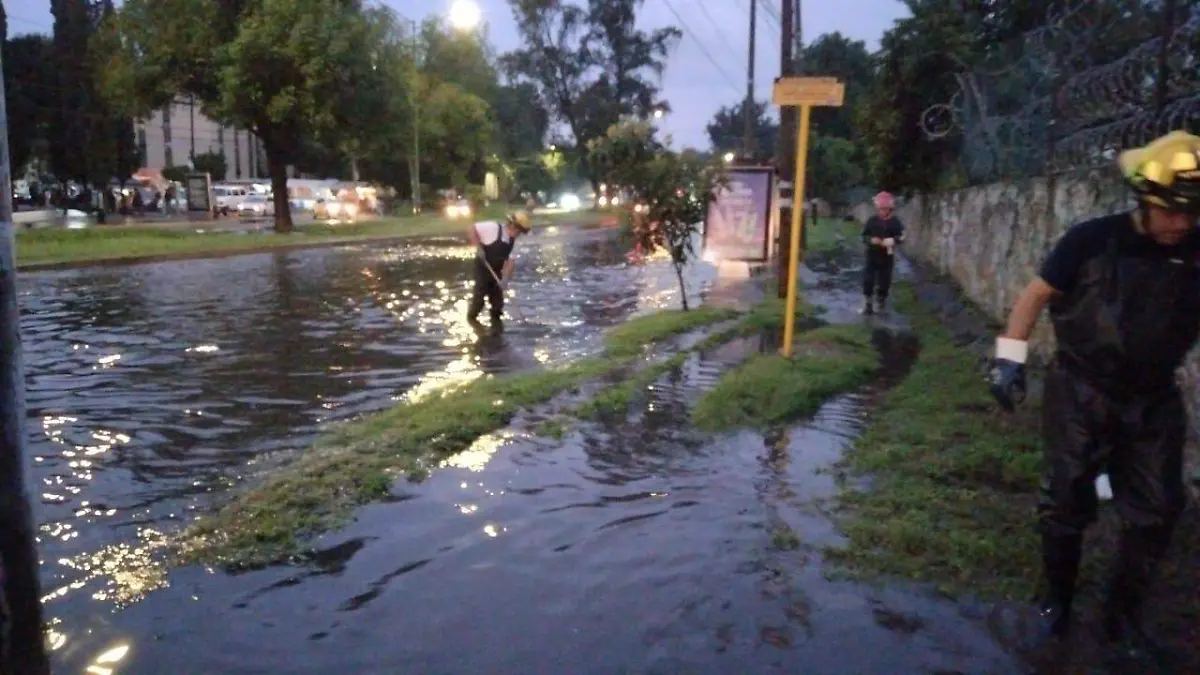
[
  {"xmin": 771, "ymin": 76, "xmax": 845, "ymax": 107},
  {"xmin": 773, "ymin": 76, "xmax": 845, "ymax": 358}
]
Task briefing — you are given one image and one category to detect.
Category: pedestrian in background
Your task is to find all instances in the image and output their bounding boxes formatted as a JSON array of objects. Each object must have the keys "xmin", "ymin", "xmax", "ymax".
[{"xmin": 860, "ymin": 191, "xmax": 905, "ymax": 315}]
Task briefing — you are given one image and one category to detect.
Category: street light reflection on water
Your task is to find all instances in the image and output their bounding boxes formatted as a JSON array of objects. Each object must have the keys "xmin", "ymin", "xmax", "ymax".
[{"xmin": 23, "ymin": 227, "xmax": 716, "ymax": 670}]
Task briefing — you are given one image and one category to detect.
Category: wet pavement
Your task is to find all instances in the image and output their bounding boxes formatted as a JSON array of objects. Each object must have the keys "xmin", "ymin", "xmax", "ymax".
[{"xmin": 23, "ymin": 228, "xmax": 1025, "ymax": 674}]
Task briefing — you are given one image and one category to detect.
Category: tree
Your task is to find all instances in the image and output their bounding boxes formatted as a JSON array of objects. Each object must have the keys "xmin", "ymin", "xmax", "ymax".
[
  {"xmin": 574, "ymin": 0, "xmax": 680, "ymax": 141},
  {"xmin": 161, "ymin": 165, "xmax": 188, "ymax": 183},
  {"xmin": 98, "ymin": 0, "xmax": 393, "ymax": 232},
  {"xmin": 192, "ymin": 152, "xmax": 228, "ymax": 181},
  {"xmin": 796, "ymin": 33, "xmax": 874, "ymax": 141},
  {"xmin": 589, "ymin": 119, "xmax": 725, "ymax": 310},
  {"xmin": 706, "ymin": 99, "xmax": 778, "ymax": 159},
  {"xmin": 502, "ymin": 0, "xmax": 679, "ymax": 192},
  {"xmin": 417, "ymin": 80, "xmax": 492, "ymax": 190},
  {"xmin": 492, "ymin": 82, "xmax": 550, "ymax": 161},
  {"xmin": 806, "ymin": 135, "xmax": 861, "ymax": 205},
  {"xmin": 3, "ymin": 35, "xmax": 54, "ymax": 175},
  {"xmin": 857, "ymin": 0, "xmax": 975, "ymax": 192},
  {"xmin": 48, "ymin": 0, "xmax": 95, "ymax": 186}
]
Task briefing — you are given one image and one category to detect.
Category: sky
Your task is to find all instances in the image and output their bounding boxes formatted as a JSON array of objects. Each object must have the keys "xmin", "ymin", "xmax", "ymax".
[{"xmin": 3, "ymin": 0, "xmax": 911, "ymax": 149}]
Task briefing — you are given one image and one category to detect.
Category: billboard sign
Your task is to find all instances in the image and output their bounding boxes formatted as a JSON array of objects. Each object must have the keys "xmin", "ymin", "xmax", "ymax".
[
  {"xmin": 185, "ymin": 173, "xmax": 213, "ymax": 213},
  {"xmin": 703, "ymin": 167, "xmax": 773, "ymax": 262}
]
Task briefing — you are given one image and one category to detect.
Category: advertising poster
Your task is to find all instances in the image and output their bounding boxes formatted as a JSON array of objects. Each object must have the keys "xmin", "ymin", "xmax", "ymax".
[
  {"xmin": 703, "ymin": 168, "xmax": 773, "ymax": 262},
  {"xmin": 185, "ymin": 173, "xmax": 213, "ymax": 213}
]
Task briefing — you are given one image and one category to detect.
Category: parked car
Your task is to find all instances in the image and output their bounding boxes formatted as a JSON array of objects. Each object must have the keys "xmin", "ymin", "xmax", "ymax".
[
  {"xmin": 213, "ymin": 185, "xmax": 249, "ymax": 215},
  {"xmin": 443, "ymin": 199, "xmax": 472, "ymax": 219},
  {"xmin": 238, "ymin": 195, "xmax": 275, "ymax": 220}
]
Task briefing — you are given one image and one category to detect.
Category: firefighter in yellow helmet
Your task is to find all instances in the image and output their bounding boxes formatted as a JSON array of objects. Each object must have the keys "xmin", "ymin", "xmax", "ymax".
[
  {"xmin": 465, "ymin": 210, "xmax": 531, "ymax": 333},
  {"xmin": 987, "ymin": 131, "xmax": 1200, "ymax": 667}
]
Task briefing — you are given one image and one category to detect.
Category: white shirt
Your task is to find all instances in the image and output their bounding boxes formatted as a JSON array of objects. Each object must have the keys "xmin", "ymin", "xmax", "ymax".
[{"xmin": 474, "ymin": 220, "xmax": 512, "ymax": 246}]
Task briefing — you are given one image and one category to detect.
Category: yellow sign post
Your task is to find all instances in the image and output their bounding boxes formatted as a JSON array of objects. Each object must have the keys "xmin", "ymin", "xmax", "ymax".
[{"xmin": 772, "ymin": 76, "xmax": 845, "ymax": 357}]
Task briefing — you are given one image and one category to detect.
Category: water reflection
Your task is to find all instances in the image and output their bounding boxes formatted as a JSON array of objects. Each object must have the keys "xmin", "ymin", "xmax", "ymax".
[{"xmin": 21, "ymin": 226, "xmax": 714, "ymax": 662}]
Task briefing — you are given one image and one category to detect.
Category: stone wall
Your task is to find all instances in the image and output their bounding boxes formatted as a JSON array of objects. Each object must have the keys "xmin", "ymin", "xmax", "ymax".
[{"xmin": 855, "ymin": 173, "xmax": 1198, "ymax": 487}]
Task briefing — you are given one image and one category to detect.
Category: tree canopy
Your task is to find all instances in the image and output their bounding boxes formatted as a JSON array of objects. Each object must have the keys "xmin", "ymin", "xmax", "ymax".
[
  {"xmin": 502, "ymin": 0, "xmax": 680, "ymax": 192},
  {"xmin": 97, "ymin": 0, "xmax": 393, "ymax": 230}
]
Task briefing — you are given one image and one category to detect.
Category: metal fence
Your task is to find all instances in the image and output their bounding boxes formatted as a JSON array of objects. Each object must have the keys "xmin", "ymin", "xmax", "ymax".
[{"xmin": 920, "ymin": 0, "xmax": 1200, "ymax": 185}]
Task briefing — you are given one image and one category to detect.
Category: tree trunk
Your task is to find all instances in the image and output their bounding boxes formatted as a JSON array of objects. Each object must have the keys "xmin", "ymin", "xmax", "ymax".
[
  {"xmin": 674, "ymin": 262, "xmax": 689, "ymax": 311},
  {"xmin": 265, "ymin": 144, "xmax": 293, "ymax": 233}
]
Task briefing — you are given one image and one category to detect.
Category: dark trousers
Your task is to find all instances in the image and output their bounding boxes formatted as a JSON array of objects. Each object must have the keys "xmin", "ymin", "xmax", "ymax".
[
  {"xmin": 467, "ymin": 266, "xmax": 503, "ymax": 323},
  {"xmin": 862, "ymin": 254, "xmax": 894, "ymax": 300},
  {"xmin": 1037, "ymin": 361, "xmax": 1186, "ymax": 616}
]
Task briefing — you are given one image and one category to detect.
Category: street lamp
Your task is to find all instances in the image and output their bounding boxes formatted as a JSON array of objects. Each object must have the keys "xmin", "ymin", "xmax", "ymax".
[
  {"xmin": 653, "ymin": 109, "xmax": 664, "ymax": 119},
  {"xmin": 723, "ymin": 152, "xmax": 735, "ymax": 163},
  {"xmin": 449, "ymin": 0, "xmax": 482, "ymax": 30}
]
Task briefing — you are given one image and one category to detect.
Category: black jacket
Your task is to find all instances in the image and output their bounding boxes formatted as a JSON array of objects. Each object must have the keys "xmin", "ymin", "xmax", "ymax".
[
  {"xmin": 1049, "ymin": 214, "xmax": 1200, "ymax": 393},
  {"xmin": 861, "ymin": 216, "xmax": 905, "ymax": 262}
]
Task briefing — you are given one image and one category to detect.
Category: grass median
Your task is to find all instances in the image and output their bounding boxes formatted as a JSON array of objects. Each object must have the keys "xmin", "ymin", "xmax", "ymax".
[
  {"xmin": 824, "ymin": 283, "xmax": 1044, "ymax": 600},
  {"xmin": 17, "ymin": 207, "xmax": 604, "ymax": 268},
  {"xmin": 178, "ymin": 303, "xmax": 741, "ymax": 568},
  {"xmin": 692, "ymin": 323, "xmax": 878, "ymax": 431}
]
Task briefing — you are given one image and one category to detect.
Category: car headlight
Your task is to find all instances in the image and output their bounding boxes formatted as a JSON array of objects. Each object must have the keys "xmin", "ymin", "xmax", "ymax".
[{"xmin": 598, "ymin": 196, "xmax": 608, "ymax": 207}]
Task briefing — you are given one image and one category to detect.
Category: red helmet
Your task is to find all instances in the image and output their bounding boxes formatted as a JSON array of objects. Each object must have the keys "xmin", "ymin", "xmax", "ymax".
[{"xmin": 874, "ymin": 191, "xmax": 895, "ymax": 209}]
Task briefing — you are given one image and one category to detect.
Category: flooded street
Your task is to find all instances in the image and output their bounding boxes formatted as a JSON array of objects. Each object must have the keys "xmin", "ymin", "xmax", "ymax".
[{"xmin": 22, "ymin": 225, "xmax": 1021, "ymax": 673}]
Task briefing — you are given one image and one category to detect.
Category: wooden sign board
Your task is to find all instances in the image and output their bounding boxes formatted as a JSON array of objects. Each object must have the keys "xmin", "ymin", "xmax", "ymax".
[{"xmin": 772, "ymin": 77, "xmax": 845, "ymax": 107}]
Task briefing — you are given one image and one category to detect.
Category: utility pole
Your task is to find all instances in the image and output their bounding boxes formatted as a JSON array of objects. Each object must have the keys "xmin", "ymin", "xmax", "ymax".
[
  {"xmin": 776, "ymin": 0, "xmax": 797, "ymax": 297},
  {"xmin": 409, "ymin": 20, "xmax": 423, "ymax": 214},
  {"xmin": 189, "ymin": 95, "xmax": 196, "ymax": 162},
  {"xmin": 0, "ymin": 48, "xmax": 53, "ymax": 675},
  {"xmin": 743, "ymin": 0, "xmax": 757, "ymax": 159}
]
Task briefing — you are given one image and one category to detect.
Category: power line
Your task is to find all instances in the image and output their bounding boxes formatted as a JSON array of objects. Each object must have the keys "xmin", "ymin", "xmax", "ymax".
[
  {"xmin": 660, "ymin": 0, "xmax": 742, "ymax": 95},
  {"xmin": 693, "ymin": 0, "xmax": 742, "ymax": 61}
]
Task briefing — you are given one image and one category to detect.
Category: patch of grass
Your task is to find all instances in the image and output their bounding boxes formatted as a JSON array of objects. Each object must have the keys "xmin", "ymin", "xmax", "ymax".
[
  {"xmin": 824, "ymin": 283, "xmax": 1044, "ymax": 600},
  {"xmin": 534, "ymin": 417, "xmax": 571, "ymax": 440},
  {"xmin": 574, "ymin": 352, "xmax": 689, "ymax": 418},
  {"xmin": 603, "ymin": 306, "xmax": 739, "ymax": 356},
  {"xmin": 692, "ymin": 324, "xmax": 878, "ymax": 431},
  {"xmin": 804, "ymin": 217, "xmax": 862, "ymax": 254},
  {"xmin": 730, "ymin": 295, "xmax": 823, "ymax": 337},
  {"xmin": 772, "ymin": 524, "xmax": 802, "ymax": 551},
  {"xmin": 15, "ymin": 208, "xmax": 606, "ymax": 267}
]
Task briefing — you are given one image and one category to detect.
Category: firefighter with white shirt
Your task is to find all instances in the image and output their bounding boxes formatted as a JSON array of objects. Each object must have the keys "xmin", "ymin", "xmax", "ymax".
[{"xmin": 465, "ymin": 210, "xmax": 531, "ymax": 332}]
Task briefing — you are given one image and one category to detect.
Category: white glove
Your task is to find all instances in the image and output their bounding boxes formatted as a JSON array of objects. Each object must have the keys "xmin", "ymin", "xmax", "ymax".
[{"xmin": 883, "ymin": 238, "xmax": 895, "ymax": 247}]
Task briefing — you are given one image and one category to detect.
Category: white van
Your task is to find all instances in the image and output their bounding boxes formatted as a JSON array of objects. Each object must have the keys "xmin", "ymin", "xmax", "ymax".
[{"xmin": 213, "ymin": 185, "xmax": 249, "ymax": 215}]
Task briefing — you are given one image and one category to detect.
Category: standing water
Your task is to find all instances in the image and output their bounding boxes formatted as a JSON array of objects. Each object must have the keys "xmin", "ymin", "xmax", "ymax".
[{"xmin": 22, "ymin": 226, "xmax": 1019, "ymax": 673}]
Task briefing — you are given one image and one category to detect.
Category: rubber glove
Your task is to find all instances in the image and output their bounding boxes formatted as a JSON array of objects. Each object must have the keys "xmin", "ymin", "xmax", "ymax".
[{"xmin": 988, "ymin": 337, "xmax": 1027, "ymax": 412}]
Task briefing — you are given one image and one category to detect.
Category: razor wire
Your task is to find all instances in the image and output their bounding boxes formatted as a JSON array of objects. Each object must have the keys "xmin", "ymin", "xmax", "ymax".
[{"xmin": 919, "ymin": 0, "xmax": 1200, "ymax": 183}]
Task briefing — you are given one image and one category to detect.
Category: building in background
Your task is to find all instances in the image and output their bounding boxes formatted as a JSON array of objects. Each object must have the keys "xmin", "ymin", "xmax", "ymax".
[{"xmin": 134, "ymin": 96, "xmax": 265, "ymax": 181}]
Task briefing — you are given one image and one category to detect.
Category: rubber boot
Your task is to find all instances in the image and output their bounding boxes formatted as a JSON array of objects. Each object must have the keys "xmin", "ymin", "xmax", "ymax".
[
  {"xmin": 860, "ymin": 296, "xmax": 874, "ymax": 316},
  {"xmin": 875, "ymin": 296, "xmax": 888, "ymax": 314},
  {"xmin": 1100, "ymin": 525, "xmax": 1173, "ymax": 670},
  {"xmin": 993, "ymin": 534, "xmax": 1080, "ymax": 668},
  {"xmin": 489, "ymin": 311, "xmax": 504, "ymax": 336}
]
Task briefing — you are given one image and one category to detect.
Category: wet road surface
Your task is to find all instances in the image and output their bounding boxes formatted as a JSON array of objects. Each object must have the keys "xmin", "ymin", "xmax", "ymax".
[{"xmin": 23, "ymin": 229, "xmax": 1024, "ymax": 673}]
